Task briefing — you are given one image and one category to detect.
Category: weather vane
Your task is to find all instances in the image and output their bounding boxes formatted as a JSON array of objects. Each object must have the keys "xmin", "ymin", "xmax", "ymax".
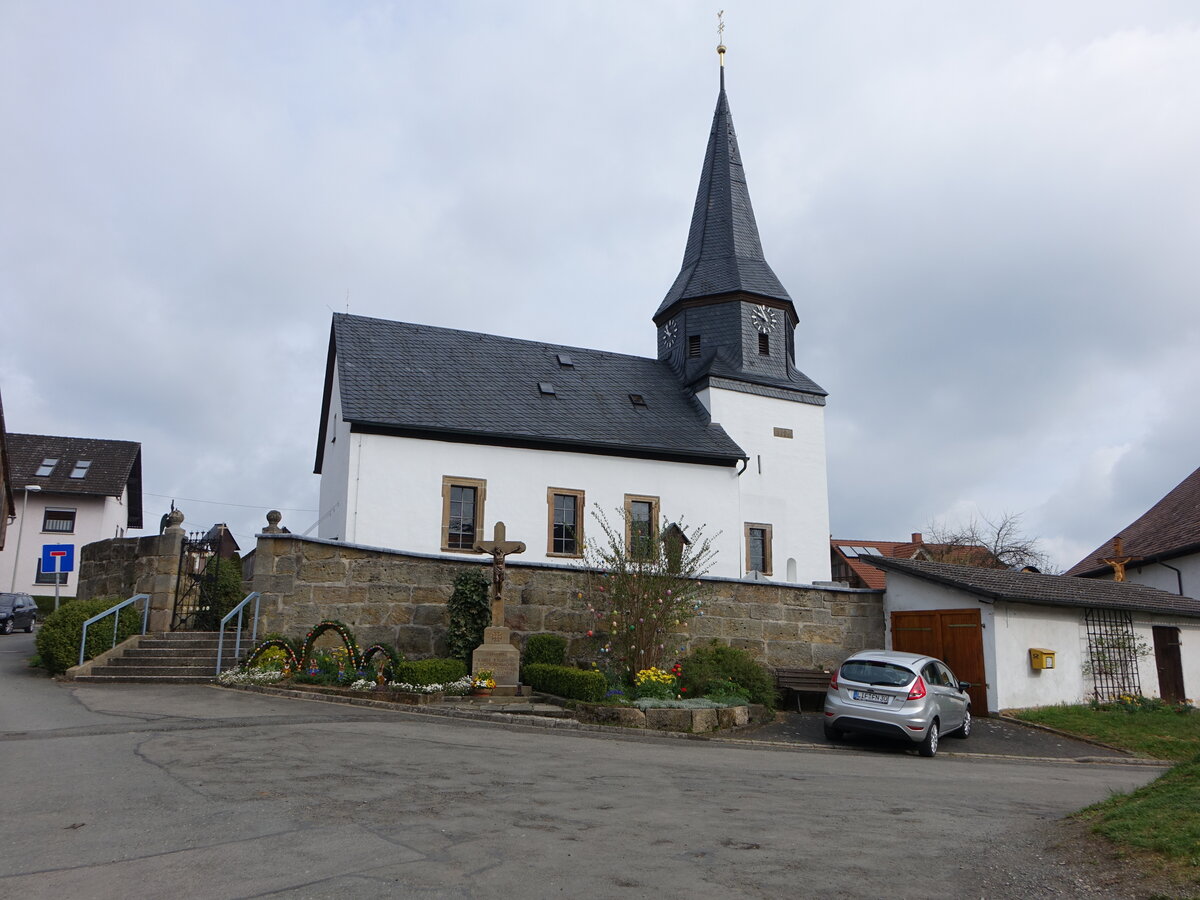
[{"xmin": 717, "ymin": 9, "xmax": 726, "ymax": 71}]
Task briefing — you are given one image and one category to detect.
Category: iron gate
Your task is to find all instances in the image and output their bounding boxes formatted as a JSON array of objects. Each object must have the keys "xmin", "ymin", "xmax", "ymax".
[{"xmin": 172, "ymin": 532, "xmax": 220, "ymax": 631}]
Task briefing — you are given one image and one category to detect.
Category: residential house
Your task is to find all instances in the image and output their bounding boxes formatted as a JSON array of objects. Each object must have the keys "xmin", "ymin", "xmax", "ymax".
[
  {"xmin": 314, "ymin": 64, "xmax": 832, "ymax": 583},
  {"xmin": 1066, "ymin": 464, "xmax": 1200, "ymax": 599},
  {"xmin": 0, "ymin": 390, "xmax": 12, "ymax": 552},
  {"xmin": 0, "ymin": 434, "xmax": 143, "ymax": 597},
  {"xmin": 830, "ymin": 533, "xmax": 997, "ymax": 589},
  {"xmin": 873, "ymin": 556, "xmax": 1198, "ymax": 713}
]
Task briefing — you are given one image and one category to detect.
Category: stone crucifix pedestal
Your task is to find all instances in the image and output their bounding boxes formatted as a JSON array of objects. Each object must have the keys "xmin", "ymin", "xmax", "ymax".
[{"xmin": 471, "ymin": 522, "xmax": 526, "ymax": 694}]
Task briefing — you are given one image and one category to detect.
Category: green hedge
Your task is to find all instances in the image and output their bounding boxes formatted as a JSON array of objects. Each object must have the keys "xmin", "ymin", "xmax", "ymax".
[
  {"xmin": 391, "ymin": 657, "xmax": 467, "ymax": 686},
  {"xmin": 677, "ymin": 641, "xmax": 776, "ymax": 709},
  {"xmin": 35, "ymin": 596, "xmax": 144, "ymax": 675},
  {"xmin": 523, "ymin": 663, "xmax": 607, "ymax": 703},
  {"xmin": 523, "ymin": 633, "xmax": 567, "ymax": 668}
]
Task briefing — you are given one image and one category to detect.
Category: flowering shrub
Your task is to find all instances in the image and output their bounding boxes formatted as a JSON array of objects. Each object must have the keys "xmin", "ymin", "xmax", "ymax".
[
  {"xmin": 633, "ymin": 667, "xmax": 679, "ymax": 700},
  {"xmin": 473, "ymin": 670, "xmax": 497, "ymax": 690},
  {"xmin": 582, "ymin": 506, "xmax": 716, "ymax": 681},
  {"xmin": 219, "ymin": 666, "xmax": 285, "ymax": 685}
]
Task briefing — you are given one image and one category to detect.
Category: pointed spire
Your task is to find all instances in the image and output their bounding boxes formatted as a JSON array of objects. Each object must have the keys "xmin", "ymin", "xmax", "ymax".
[{"xmin": 655, "ymin": 53, "xmax": 794, "ymax": 323}]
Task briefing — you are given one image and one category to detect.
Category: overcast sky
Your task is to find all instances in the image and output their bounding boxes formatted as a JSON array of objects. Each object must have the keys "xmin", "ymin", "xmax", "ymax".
[{"xmin": 3, "ymin": 2, "xmax": 1198, "ymax": 571}]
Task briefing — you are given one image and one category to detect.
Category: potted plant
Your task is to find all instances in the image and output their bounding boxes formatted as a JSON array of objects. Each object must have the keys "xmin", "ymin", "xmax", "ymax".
[{"xmin": 472, "ymin": 670, "xmax": 497, "ymax": 696}]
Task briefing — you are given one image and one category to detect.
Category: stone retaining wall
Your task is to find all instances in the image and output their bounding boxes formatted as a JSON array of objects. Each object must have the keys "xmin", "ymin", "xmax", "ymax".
[
  {"xmin": 251, "ymin": 534, "xmax": 883, "ymax": 670},
  {"xmin": 76, "ymin": 529, "xmax": 184, "ymax": 631}
]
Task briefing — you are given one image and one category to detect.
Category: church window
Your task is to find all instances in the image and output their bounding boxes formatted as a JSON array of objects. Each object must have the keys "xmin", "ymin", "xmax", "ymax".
[
  {"xmin": 758, "ymin": 334, "xmax": 770, "ymax": 356},
  {"xmin": 624, "ymin": 494, "xmax": 660, "ymax": 559},
  {"xmin": 745, "ymin": 523, "xmax": 773, "ymax": 575},
  {"xmin": 441, "ymin": 476, "xmax": 487, "ymax": 552},
  {"xmin": 547, "ymin": 488, "xmax": 585, "ymax": 557},
  {"xmin": 688, "ymin": 335, "xmax": 701, "ymax": 358}
]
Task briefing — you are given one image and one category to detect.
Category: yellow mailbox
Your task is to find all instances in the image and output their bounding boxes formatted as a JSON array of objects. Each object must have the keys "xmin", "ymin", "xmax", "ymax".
[{"xmin": 1029, "ymin": 648, "xmax": 1056, "ymax": 670}]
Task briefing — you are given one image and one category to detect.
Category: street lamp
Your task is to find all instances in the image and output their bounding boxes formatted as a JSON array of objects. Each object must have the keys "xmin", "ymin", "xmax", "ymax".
[{"xmin": 9, "ymin": 485, "xmax": 42, "ymax": 592}]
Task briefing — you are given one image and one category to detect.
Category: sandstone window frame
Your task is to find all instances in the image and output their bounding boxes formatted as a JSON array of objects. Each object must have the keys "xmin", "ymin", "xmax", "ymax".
[
  {"xmin": 745, "ymin": 522, "xmax": 773, "ymax": 576},
  {"xmin": 441, "ymin": 476, "xmax": 487, "ymax": 553},
  {"xmin": 546, "ymin": 487, "xmax": 585, "ymax": 558},
  {"xmin": 624, "ymin": 493, "xmax": 660, "ymax": 559}
]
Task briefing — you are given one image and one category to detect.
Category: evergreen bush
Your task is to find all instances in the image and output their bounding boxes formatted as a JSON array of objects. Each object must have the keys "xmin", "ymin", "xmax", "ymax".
[
  {"xmin": 523, "ymin": 633, "xmax": 567, "ymax": 667},
  {"xmin": 445, "ymin": 569, "xmax": 490, "ymax": 663},
  {"xmin": 677, "ymin": 641, "xmax": 775, "ymax": 709},
  {"xmin": 391, "ymin": 657, "xmax": 468, "ymax": 686},
  {"xmin": 35, "ymin": 596, "xmax": 143, "ymax": 675},
  {"xmin": 523, "ymin": 663, "xmax": 607, "ymax": 702},
  {"xmin": 195, "ymin": 553, "xmax": 246, "ymax": 631}
]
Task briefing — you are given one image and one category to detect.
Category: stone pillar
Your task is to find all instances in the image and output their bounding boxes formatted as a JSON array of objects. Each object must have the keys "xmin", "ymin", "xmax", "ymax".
[{"xmin": 143, "ymin": 509, "xmax": 185, "ymax": 632}]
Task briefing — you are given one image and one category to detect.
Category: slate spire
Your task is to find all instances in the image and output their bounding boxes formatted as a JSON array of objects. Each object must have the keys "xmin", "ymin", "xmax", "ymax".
[{"xmin": 654, "ymin": 61, "xmax": 795, "ymax": 324}]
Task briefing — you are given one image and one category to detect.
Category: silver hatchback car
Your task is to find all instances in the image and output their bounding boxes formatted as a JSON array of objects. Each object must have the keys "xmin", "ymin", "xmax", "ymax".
[{"xmin": 823, "ymin": 650, "xmax": 972, "ymax": 757}]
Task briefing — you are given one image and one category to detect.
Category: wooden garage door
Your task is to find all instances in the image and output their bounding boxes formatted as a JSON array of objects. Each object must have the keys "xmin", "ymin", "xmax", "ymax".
[{"xmin": 891, "ymin": 609, "xmax": 988, "ymax": 715}]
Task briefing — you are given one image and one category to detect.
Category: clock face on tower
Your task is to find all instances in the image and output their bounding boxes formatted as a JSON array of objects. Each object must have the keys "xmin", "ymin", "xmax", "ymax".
[
  {"xmin": 751, "ymin": 304, "xmax": 778, "ymax": 335},
  {"xmin": 661, "ymin": 318, "xmax": 679, "ymax": 349}
]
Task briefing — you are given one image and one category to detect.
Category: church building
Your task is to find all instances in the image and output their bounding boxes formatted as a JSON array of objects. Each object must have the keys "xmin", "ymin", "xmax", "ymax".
[{"xmin": 314, "ymin": 55, "xmax": 832, "ymax": 583}]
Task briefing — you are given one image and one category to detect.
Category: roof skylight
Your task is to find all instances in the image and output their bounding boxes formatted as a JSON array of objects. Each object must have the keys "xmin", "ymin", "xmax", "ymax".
[
  {"xmin": 538, "ymin": 383, "xmax": 556, "ymax": 395},
  {"xmin": 70, "ymin": 460, "xmax": 92, "ymax": 479},
  {"xmin": 629, "ymin": 394, "xmax": 648, "ymax": 407},
  {"xmin": 556, "ymin": 353, "xmax": 574, "ymax": 368},
  {"xmin": 35, "ymin": 458, "xmax": 58, "ymax": 477}
]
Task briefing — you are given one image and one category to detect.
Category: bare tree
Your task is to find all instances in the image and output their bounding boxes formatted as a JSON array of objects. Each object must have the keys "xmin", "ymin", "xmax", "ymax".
[{"xmin": 925, "ymin": 511, "xmax": 1053, "ymax": 572}]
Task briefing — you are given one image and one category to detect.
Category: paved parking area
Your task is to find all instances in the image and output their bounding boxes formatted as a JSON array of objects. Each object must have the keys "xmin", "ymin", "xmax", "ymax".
[{"xmin": 736, "ymin": 710, "xmax": 1133, "ymax": 760}]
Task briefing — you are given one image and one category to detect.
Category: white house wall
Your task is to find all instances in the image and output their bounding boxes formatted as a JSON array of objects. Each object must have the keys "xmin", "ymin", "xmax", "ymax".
[
  {"xmin": 324, "ymin": 431, "xmax": 747, "ymax": 577},
  {"xmin": 317, "ymin": 366, "xmax": 353, "ymax": 543},
  {"xmin": 0, "ymin": 492, "xmax": 116, "ymax": 597},
  {"xmin": 701, "ymin": 385, "xmax": 832, "ymax": 583},
  {"xmin": 1090, "ymin": 551, "xmax": 1200, "ymax": 600}
]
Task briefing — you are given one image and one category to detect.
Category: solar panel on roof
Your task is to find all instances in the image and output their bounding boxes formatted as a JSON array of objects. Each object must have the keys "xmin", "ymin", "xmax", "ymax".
[
  {"xmin": 837, "ymin": 545, "xmax": 859, "ymax": 558},
  {"xmin": 861, "ymin": 547, "xmax": 883, "ymax": 556}
]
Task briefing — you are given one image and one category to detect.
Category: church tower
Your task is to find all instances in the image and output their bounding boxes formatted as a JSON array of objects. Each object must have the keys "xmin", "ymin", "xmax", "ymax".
[{"xmin": 657, "ymin": 39, "xmax": 831, "ymax": 583}]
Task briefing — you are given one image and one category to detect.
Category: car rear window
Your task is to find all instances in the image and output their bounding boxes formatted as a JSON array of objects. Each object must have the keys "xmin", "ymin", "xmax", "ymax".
[{"xmin": 840, "ymin": 660, "xmax": 916, "ymax": 687}]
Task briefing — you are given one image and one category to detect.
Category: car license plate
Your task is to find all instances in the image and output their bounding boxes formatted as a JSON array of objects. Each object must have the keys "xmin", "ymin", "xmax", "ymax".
[{"xmin": 852, "ymin": 690, "xmax": 890, "ymax": 704}]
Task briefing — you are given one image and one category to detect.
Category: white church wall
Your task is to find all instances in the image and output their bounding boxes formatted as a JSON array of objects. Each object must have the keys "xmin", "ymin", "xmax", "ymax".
[
  {"xmin": 703, "ymin": 386, "xmax": 831, "ymax": 583},
  {"xmin": 317, "ymin": 367, "xmax": 353, "ymax": 543},
  {"xmin": 336, "ymin": 431, "xmax": 747, "ymax": 578}
]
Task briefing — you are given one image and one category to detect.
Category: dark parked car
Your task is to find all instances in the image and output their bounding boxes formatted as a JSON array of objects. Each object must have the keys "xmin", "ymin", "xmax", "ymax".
[{"xmin": 0, "ymin": 593, "xmax": 37, "ymax": 634}]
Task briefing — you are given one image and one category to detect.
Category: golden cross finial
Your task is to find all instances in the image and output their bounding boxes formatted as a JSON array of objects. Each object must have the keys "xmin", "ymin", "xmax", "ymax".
[{"xmin": 717, "ymin": 10, "xmax": 726, "ymax": 58}]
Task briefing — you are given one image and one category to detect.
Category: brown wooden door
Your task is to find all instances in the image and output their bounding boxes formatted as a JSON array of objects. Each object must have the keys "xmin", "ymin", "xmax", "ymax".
[
  {"xmin": 1153, "ymin": 626, "xmax": 1185, "ymax": 704},
  {"xmin": 891, "ymin": 609, "xmax": 988, "ymax": 715}
]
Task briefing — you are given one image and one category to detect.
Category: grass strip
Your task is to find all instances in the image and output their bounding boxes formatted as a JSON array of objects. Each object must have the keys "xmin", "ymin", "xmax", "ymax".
[
  {"xmin": 1076, "ymin": 753, "xmax": 1200, "ymax": 869},
  {"xmin": 1012, "ymin": 704, "xmax": 1199, "ymax": 761}
]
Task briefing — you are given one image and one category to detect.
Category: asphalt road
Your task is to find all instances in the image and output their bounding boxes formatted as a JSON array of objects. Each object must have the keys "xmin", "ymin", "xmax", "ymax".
[{"xmin": 0, "ymin": 629, "xmax": 1166, "ymax": 899}]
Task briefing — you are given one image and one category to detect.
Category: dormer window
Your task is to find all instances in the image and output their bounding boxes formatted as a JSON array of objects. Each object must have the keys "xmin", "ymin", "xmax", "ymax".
[
  {"xmin": 35, "ymin": 458, "xmax": 58, "ymax": 477},
  {"xmin": 688, "ymin": 335, "xmax": 701, "ymax": 358},
  {"xmin": 70, "ymin": 460, "xmax": 92, "ymax": 479},
  {"xmin": 629, "ymin": 394, "xmax": 647, "ymax": 408},
  {"xmin": 758, "ymin": 334, "xmax": 770, "ymax": 356}
]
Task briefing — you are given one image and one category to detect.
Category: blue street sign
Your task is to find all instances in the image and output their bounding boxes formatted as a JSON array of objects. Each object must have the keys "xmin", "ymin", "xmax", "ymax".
[{"xmin": 42, "ymin": 544, "xmax": 75, "ymax": 574}]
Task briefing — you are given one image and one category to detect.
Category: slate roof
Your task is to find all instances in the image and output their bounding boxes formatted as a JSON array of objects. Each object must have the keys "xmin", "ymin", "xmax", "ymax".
[
  {"xmin": 315, "ymin": 314, "xmax": 748, "ymax": 473},
  {"xmin": 1066, "ymin": 465, "xmax": 1200, "ymax": 577},
  {"xmin": 870, "ymin": 556, "xmax": 1200, "ymax": 619},
  {"xmin": 655, "ymin": 81, "xmax": 796, "ymax": 323},
  {"xmin": 7, "ymin": 433, "xmax": 143, "ymax": 528}
]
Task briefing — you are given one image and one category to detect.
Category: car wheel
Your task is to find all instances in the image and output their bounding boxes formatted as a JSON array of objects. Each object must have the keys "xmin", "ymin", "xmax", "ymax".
[
  {"xmin": 951, "ymin": 709, "xmax": 971, "ymax": 739},
  {"xmin": 823, "ymin": 721, "xmax": 844, "ymax": 742},
  {"xmin": 918, "ymin": 720, "xmax": 939, "ymax": 757},
  {"xmin": 24, "ymin": 620, "xmax": 35, "ymax": 633},
  {"xmin": 1, "ymin": 619, "xmax": 12, "ymax": 635}
]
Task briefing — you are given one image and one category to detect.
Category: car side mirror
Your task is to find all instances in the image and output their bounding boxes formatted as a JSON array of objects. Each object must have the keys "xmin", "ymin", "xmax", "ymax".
[{"xmin": 958, "ymin": 681, "xmax": 972, "ymax": 690}]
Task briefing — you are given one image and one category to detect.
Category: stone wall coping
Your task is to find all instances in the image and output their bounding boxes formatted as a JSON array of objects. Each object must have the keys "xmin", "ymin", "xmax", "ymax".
[{"xmin": 254, "ymin": 533, "xmax": 882, "ymax": 595}]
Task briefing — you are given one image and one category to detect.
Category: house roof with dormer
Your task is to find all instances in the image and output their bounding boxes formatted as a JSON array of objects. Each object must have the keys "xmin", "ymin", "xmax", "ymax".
[
  {"xmin": 1067, "ymin": 465, "xmax": 1200, "ymax": 578},
  {"xmin": 314, "ymin": 314, "xmax": 748, "ymax": 474},
  {"xmin": 7, "ymin": 433, "xmax": 143, "ymax": 529},
  {"xmin": 655, "ymin": 77, "xmax": 796, "ymax": 325}
]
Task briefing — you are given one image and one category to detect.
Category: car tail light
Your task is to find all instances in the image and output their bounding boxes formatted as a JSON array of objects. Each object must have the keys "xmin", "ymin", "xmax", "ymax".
[
  {"xmin": 907, "ymin": 676, "xmax": 927, "ymax": 700},
  {"xmin": 828, "ymin": 670, "xmax": 839, "ymax": 691}
]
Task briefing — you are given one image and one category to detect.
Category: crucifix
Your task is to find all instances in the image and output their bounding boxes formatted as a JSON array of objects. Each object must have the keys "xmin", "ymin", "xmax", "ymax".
[
  {"xmin": 474, "ymin": 521, "xmax": 526, "ymax": 627},
  {"xmin": 1101, "ymin": 536, "xmax": 1134, "ymax": 583}
]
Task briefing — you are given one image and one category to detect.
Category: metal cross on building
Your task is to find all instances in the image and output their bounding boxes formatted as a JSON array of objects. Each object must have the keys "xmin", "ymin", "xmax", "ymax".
[{"xmin": 474, "ymin": 521, "xmax": 526, "ymax": 627}]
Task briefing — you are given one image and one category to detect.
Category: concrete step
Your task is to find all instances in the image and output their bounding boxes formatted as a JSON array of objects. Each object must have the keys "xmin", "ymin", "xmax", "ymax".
[
  {"xmin": 87, "ymin": 664, "xmax": 219, "ymax": 678},
  {"xmin": 107, "ymin": 655, "xmax": 231, "ymax": 667},
  {"xmin": 73, "ymin": 674, "xmax": 217, "ymax": 684}
]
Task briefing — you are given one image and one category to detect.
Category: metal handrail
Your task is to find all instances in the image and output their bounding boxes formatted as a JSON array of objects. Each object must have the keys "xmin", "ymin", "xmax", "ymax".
[
  {"xmin": 79, "ymin": 593, "xmax": 151, "ymax": 667},
  {"xmin": 216, "ymin": 591, "xmax": 261, "ymax": 674}
]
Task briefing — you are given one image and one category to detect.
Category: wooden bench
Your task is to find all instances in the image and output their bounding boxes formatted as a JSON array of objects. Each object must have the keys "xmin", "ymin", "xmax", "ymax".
[{"xmin": 775, "ymin": 668, "xmax": 832, "ymax": 711}]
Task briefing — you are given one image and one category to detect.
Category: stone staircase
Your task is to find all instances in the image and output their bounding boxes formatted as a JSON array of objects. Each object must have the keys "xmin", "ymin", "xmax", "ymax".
[{"xmin": 72, "ymin": 631, "xmax": 252, "ymax": 684}]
